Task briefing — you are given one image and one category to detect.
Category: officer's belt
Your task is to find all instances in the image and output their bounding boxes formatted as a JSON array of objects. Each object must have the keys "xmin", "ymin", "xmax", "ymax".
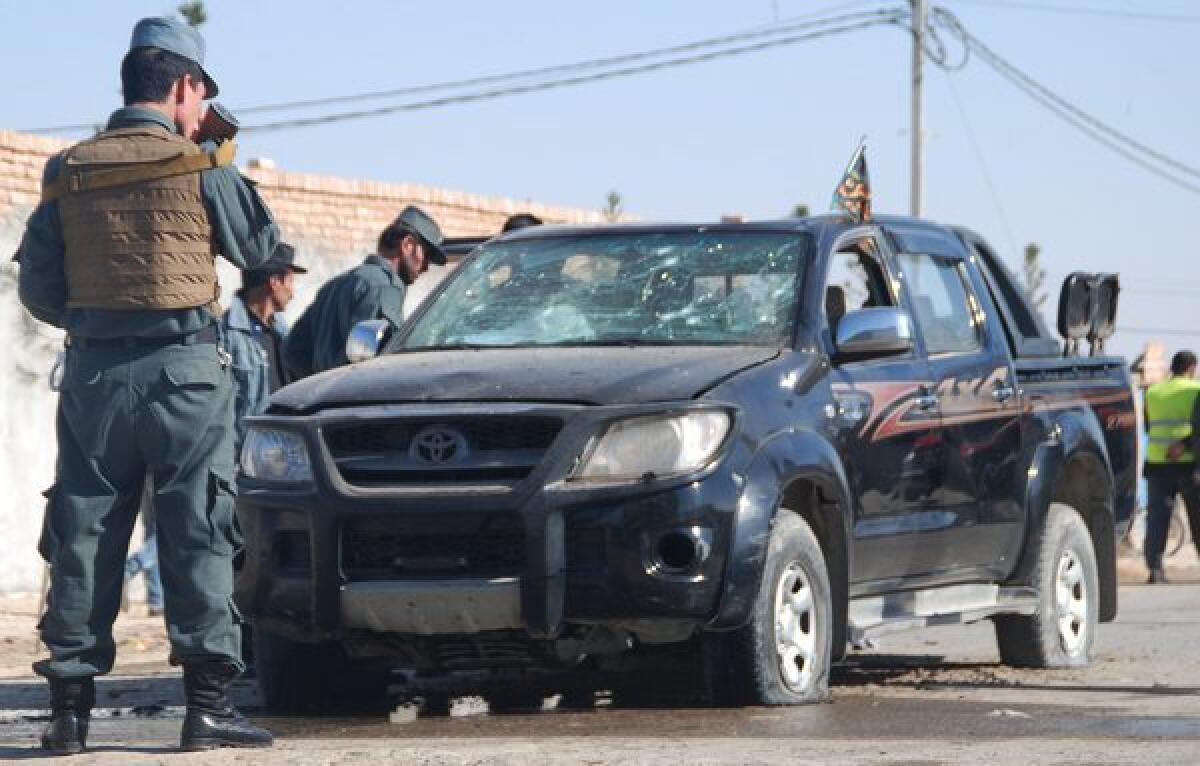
[
  {"xmin": 41, "ymin": 141, "xmax": 237, "ymax": 203},
  {"xmin": 69, "ymin": 324, "xmax": 219, "ymax": 351}
]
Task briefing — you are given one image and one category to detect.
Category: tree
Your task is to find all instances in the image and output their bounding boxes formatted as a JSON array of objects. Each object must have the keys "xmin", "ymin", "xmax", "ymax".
[
  {"xmin": 1023, "ymin": 242, "xmax": 1047, "ymax": 310},
  {"xmin": 791, "ymin": 203, "xmax": 810, "ymax": 218},
  {"xmin": 178, "ymin": 1, "xmax": 208, "ymax": 28},
  {"xmin": 603, "ymin": 191, "xmax": 623, "ymax": 223}
]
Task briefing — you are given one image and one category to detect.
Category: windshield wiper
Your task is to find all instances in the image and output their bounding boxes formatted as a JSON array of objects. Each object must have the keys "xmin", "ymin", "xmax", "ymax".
[{"xmin": 400, "ymin": 343, "xmax": 496, "ymax": 352}]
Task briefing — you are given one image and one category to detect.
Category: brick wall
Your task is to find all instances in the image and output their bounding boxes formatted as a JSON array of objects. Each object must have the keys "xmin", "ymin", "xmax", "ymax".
[
  {"xmin": 0, "ymin": 129, "xmax": 607, "ymax": 254},
  {"xmin": 0, "ymin": 127, "xmax": 610, "ymax": 595}
]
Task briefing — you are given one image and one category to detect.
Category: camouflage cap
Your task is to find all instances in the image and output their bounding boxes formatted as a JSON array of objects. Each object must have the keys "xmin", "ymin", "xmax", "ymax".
[{"xmin": 130, "ymin": 17, "xmax": 219, "ymax": 98}]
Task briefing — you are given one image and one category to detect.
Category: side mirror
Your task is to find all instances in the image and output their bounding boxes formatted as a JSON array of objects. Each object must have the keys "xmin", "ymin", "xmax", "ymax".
[
  {"xmin": 834, "ymin": 308, "xmax": 914, "ymax": 359},
  {"xmin": 346, "ymin": 319, "xmax": 391, "ymax": 364}
]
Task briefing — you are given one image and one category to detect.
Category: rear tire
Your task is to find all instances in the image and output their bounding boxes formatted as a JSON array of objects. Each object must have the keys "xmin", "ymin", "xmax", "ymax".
[
  {"xmin": 705, "ymin": 511, "xmax": 832, "ymax": 705},
  {"xmin": 254, "ymin": 628, "xmax": 390, "ymax": 714},
  {"xmin": 994, "ymin": 502, "xmax": 1099, "ymax": 667}
]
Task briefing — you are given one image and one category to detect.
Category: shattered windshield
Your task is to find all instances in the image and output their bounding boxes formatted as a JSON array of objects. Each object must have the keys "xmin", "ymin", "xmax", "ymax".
[{"xmin": 401, "ymin": 231, "xmax": 808, "ymax": 349}]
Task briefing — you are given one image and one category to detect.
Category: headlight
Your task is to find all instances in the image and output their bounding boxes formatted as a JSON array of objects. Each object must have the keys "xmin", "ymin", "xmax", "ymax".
[
  {"xmin": 574, "ymin": 411, "xmax": 731, "ymax": 482},
  {"xmin": 240, "ymin": 427, "xmax": 313, "ymax": 482}
]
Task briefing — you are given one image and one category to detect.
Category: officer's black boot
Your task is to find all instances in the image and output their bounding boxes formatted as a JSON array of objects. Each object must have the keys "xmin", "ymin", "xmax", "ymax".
[
  {"xmin": 179, "ymin": 661, "xmax": 273, "ymax": 751},
  {"xmin": 40, "ymin": 677, "xmax": 94, "ymax": 755}
]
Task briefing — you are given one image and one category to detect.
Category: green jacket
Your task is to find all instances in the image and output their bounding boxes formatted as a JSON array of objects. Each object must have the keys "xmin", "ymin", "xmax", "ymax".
[
  {"xmin": 284, "ymin": 255, "xmax": 406, "ymax": 379},
  {"xmin": 16, "ymin": 107, "xmax": 279, "ymax": 338}
]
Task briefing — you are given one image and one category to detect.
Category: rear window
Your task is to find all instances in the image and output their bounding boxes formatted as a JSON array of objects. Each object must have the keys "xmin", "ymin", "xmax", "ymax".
[{"xmin": 961, "ymin": 234, "xmax": 1059, "ymax": 358}]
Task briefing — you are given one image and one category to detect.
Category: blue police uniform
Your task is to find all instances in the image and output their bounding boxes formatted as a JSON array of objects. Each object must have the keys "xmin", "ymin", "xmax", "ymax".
[{"xmin": 283, "ymin": 255, "xmax": 406, "ymax": 378}]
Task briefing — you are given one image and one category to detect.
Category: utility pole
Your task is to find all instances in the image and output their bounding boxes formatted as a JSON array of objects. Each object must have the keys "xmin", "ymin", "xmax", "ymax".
[{"xmin": 910, "ymin": 0, "xmax": 926, "ymax": 217}]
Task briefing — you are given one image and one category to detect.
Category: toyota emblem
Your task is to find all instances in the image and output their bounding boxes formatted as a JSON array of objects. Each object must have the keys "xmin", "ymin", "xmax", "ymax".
[{"xmin": 409, "ymin": 425, "xmax": 469, "ymax": 465}]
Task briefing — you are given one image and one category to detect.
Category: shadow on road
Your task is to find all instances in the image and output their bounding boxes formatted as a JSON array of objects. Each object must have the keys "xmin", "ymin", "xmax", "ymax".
[{"xmin": 834, "ymin": 654, "xmax": 1200, "ymax": 696}]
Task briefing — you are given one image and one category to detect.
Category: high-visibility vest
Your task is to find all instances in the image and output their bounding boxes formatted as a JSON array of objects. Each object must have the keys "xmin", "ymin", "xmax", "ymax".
[{"xmin": 1144, "ymin": 376, "xmax": 1200, "ymax": 464}]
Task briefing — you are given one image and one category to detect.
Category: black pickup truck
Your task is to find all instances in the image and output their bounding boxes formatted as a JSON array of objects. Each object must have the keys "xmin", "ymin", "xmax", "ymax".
[{"xmin": 235, "ymin": 215, "xmax": 1136, "ymax": 711}]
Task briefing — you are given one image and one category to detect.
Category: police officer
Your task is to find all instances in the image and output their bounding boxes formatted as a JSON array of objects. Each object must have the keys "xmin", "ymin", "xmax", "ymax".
[
  {"xmin": 222, "ymin": 242, "xmax": 305, "ymax": 449},
  {"xmin": 1143, "ymin": 350, "xmax": 1200, "ymax": 584},
  {"xmin": 284, "ymin": 206, "xmax": 446, "ymax": 378},
  {"xmin": 17, "ymin": 17, "xmax": 277, "ymax": 753},
  {"xmin": 501, "ymin": 212, "xmax": 543, "ymax": 232}
]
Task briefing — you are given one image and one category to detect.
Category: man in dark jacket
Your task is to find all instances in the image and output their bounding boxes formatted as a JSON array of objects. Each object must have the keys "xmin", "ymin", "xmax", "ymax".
[{"xmin": 284, "ymin": 206, "xmax": 445, "ymax": 378}]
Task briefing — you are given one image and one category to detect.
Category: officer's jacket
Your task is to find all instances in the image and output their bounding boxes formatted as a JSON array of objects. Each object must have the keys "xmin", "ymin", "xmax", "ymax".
[
  {"xmin": 283, "ymin": 255, "xmax": 406, "ymax": 379},
  {"xmin": 16, "ymin": 107, "xmax": 279, "ymax": 339},
  {"xmin": 221, "ymin": 294, "xmax": 290, "ymax": 450}
]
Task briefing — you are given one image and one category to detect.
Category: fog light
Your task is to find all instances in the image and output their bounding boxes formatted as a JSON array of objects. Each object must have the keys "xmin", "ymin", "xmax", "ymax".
[
  {"xmin": 651, "ymin": 527, "xmax": 713, "ymax": 575},
  {"xmin": 658, "ymin": 533, "xmax": 698, "ymax": 571}
]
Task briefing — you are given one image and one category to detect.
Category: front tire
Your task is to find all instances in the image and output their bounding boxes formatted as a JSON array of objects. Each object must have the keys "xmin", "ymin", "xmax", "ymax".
[
  {"xmin": 705, "ymin": 511, "xmax": 832, "ymax": 705},
  {"xmin": 994, "ymin": 502, "xmax": 1099, "ymax": 667}
]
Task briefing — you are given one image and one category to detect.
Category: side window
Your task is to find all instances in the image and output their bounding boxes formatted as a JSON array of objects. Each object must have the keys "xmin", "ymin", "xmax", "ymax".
[
  {"xmin": 825, "ymin": 241, "xmax": 895, "ymax": 335},
  {"xmin": 897, "ymin": 253, "xmax": 983, "ymax": 355}
]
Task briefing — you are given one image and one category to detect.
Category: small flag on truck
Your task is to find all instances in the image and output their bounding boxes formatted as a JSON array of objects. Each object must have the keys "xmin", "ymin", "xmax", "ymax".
[{"xmin": 831, "ymin": 139, "xmax": 871, "ymax": 223}]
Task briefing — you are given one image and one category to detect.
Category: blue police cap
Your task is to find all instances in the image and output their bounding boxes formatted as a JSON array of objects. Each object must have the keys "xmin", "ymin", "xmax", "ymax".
[
  {"xmin": 389, "ymin": 206, "xmax": 447, "ymax": 265},
  {"xmin": 130, "ymin": 17, "xmax": 219, "ymax": 98},
  {"xmin": 247, "ymin": 242, "xmax": 306, "ymax": 276}
]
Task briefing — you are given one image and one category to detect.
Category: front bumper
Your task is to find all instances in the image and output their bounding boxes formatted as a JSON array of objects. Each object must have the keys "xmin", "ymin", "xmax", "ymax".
[{"xmin": 236, "ymin": 402, "xmax": 740, "ymax": 641}]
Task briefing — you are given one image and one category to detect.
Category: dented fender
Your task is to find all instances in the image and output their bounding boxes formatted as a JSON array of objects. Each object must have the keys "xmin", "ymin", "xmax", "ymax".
[{"xmin": 707, "ymin": 427, "xmax": 852, "ymax": 635}]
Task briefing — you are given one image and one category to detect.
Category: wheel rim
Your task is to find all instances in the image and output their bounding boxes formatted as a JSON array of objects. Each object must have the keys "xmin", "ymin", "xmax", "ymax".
[
  {"xmin": 773, "ymin": 561, "xmax": 818, "ymax": 692},
  {"xmin": 1054, "ymin": 548, "xmax": 1089, "ymax": 655}
]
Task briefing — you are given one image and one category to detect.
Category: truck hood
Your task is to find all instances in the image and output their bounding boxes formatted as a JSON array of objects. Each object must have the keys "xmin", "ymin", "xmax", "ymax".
[{"xmin": 270, "ymin": 346, "xmax": 781, "ymax": 411}]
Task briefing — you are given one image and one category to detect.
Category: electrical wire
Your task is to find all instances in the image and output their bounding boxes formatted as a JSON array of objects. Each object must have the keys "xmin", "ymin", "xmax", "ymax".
[
  {"xmin": 939, "ymin": 67, "xmax": 1019, "ymax": 254},
  {"xmin": 237, "ymin": 13, "xmax": 904, "ymax": 134},
  {"xmin": 944, "ymin": 0, "xmax": 1200, "ymax": 24},
  {"xmin": 928, "ymin": 7, "xmax": 1200, "ymax": 195},
  {"xmin": 22, "ymin": 7, "xmax": 901, "ymax": 135},
  {"xmin": 1119, "ymin": 325, "xmax": 1200, "ymax": 338}
]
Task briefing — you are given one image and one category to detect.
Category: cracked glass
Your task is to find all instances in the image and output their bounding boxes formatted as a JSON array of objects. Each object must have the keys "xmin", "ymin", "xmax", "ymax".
[{"xmin": 401, "ymin": 231, "xmax": 809, "ymax": 349}]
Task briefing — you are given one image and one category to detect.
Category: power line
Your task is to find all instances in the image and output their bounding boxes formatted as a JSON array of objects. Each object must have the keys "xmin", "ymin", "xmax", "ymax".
[
  {"xmin": 939, "ymin": 66, "xmax": 1019, "ymax": 255},
  {"xmin": 23, "ymin": 7, "xmax": 901, "ymax": 135},
  {"xmin": 238, "ymin": 13, "xmax": 904, "ymax": 134},
  {"xmin": 930, "ymin": 7, "xmax": 1200, "ymax": 195},
  {"xmin": 1120, "ymin": 325, "xmax": 1200, "ymax": 338},
  {"xmin": 944, "ymin": 0, "xmax": 1200, "ymax": 23}
]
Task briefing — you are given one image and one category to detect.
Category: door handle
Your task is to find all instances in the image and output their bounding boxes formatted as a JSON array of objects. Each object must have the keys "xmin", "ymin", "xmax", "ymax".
[
  {"xmin": 992, "ymin": 384, "xmax": 1016, "ymax": 404},
  {"xmin": 915, "ymin": 392, "xmax": 939, "ymax": 411}
]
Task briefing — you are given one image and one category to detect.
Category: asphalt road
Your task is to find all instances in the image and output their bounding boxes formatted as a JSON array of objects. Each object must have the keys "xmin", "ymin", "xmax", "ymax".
[{"xmin": 1, "ymin": 582, "xmax": 1197, "ymax": 765}]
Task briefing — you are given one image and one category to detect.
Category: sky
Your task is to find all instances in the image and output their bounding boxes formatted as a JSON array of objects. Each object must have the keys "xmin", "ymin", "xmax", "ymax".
[{"xmin": 3, "ymin": 0, "xmax": 1198, "ymax": 361}]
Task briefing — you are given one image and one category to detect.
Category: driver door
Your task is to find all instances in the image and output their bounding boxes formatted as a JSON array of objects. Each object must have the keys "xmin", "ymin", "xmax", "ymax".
[{"xmin": 822, "ymin": 231, "xmax": 944, "ymax": 586}]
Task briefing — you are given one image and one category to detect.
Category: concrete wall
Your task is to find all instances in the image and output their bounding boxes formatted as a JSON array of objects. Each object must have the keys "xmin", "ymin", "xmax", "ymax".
[{"xmin": 0, "ymin": 127, "xmax": 607, "ymax": 595}]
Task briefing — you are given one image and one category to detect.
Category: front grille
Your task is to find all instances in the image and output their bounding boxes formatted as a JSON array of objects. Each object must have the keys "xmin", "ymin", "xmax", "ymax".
[
  {"xmin": 341, "ymin": 513, "xmax": 525, "ymax": 580},
  {"xmin": 324, "ymin": 416, "xmax": 562, "ymax": 488},
  {"xmin": 325, "ymin": 417, "xmax": 561, "ymax": 457},
  {"xmin": 431, "ymin": 634, "xmax": 534, "ymax": 670},
  {"xmin": 339, "ymin": 466, "xmax": 533, "ymax": 486}
]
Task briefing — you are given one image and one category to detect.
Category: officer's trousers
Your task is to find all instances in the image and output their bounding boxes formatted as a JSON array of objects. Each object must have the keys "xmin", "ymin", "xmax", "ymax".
[
  {"xmin": 35, "ymin": 340, "xmax": 242, "ymax": 679},
  {"xmin": 1144, "ymin": 468, "xmax": 1200, "ymax": 571}
]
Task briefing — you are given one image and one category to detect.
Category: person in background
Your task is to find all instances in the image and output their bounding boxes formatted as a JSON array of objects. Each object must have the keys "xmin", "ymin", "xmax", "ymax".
[
  {"xmin": 501, "ymin": 212, "xmax": 543, "ymax": 232},
  {"xmin": 1143, "ymin": 350, "xmax": 1200, "ymax": 584},
  {"xmin": 284, "ymin": 206, "xmax": 445, "ymax": 379},
  {"xmin": 222, "ymin": 241, "xmax": 305, "ymax": 447},
  {"xmin": 123, "ymin": 480, "xmax": 162, "ymax": 617}
]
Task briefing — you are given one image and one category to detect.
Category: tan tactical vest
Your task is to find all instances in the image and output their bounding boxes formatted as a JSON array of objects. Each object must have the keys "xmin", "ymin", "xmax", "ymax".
[{"xmin": 50, "ymin": 126, "xmax": 227, "ymax": 312}]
